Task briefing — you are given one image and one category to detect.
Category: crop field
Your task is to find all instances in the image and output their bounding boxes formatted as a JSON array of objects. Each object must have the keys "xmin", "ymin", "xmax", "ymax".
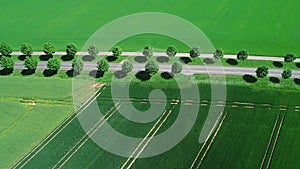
[
  {"xmin": 13, "ymin": 82, "xmax": 300, "ymax": 169},
  {"xmin": 1, "ymin": 0, "xmax": 299, "ymax": 56}
]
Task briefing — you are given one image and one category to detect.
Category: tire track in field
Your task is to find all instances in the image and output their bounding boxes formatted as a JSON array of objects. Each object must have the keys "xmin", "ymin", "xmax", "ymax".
[
  {"xmin": 54, "ymin": 102, "xmax": 122, "ymax": 169},
  {"xmin": 13, "ymin": 87, "xmax": 106, "ymax": 169},
  {"xmin": 121, "ymin": 100, "xmax": 179, "ymax": 169}
]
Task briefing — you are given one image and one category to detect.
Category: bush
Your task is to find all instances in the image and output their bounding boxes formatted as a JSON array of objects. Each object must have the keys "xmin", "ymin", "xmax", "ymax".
[
  {"xmin": 213, "ymin": 48, "xmax": 224, "ymax": 59},
  {"xmin": 24, "ymin": 56, "xmax": 38, "ymax": 70},
  {"xmin": 166, "ymin": 45, "xmax": 177, "ymax": 57},
  {"xmin": 72, "ymin": 57, "xmax": 84, "ymax": 73},
  {"xmin": 145, "ymin": 61, "xmax": 159, "ymax": 75},
  {"xmin": 189, "ymin": 47, "xmax": 200, "ymax": 58},
  {"xmin": 87, "ymin": 45, "xmax": 99, "ymax": 57},
  {"xmin": 47, "ymin": 58, "xmax": 61, "ymax": 71},
  {"xmin": 143, "ymin": 45, "xmax": 153, "ymax": 58},
  {"xmin": 171, "ymin": 62, "xmax": 183, "ymax": 74},
  {"xmin": 122, "ymin": 61, "xmax": 133, "ymax": 73},
  {"xmin": 0, "ymin": 42, "xmax": 13, "ymax": 56},
  {"xmin": 20, "ymin": 43, "xmax": 33, "ymax": 55},
  {"xmin": 66, "ymin": 43, "xmax": 78, "ymax": 56},
  {"xmin": 44, "ymin": 42, "xmax": 55, "ymax": 56},
  {"xmin": 97, "ymin": 59, "xmax": 110, "ymax": 72},
  {"xmin": 282, "ymin": 69, "xmax": 292, "ymax": 79},
  {"xmin": 256, "ymin": 66, "xmax": 269, "ymax": 78}
]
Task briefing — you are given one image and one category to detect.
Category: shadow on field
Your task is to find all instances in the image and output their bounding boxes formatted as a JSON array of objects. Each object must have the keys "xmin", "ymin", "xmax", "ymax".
[
  {"xmin": 203, "ymin": 58, "xmax": 214, "ymax": 64},
  {"xmin": 39, "ymin": 55, "xmax": 53, "ymax": 61},
  {"xmin": 157, "ymin": 56, "xmax": 169, "ymax": 63},
  {"xmin": 296, "ymin": 63, "xmax": 300, "ymax": 69},
  {"xmin": 21, "ymin": 69, "xmax": 35, "ymax": 76},
  {"xmin": 226, "ymin": 59, "xmax": 238, "ymax": 65},
  {"xmin": 294, "ymin": 78, "xmax": 300, "ymax": 85},
  {"xmin": 106, "ymin": 56, "xmax": 118, "ymax": 62},
  {"xmin": 269, "ymin": 77, "xmax": 280, "ymax": 84},
  {"xmin": 161, "ymin": 72, "xmax": 173, "ymax": 80},
  {"xmin": 82, "ymin": 55, "xmax": 95, "ymax": 62},
  {"xmin": 243, "ymin": 74, "xmax": 257, "ymax": 83},
  {"xmin": 89, "ymin": 70, "xmax": 104, "ymax": 78},
  {"xmin": 61, "ymin": 55, "xmax": 74, "ymax": 61},
  {"xmin": 179, "ymin": 57, "xmax": 192, "ymax": 64},
  {"xmin": 114, "ymin": 70, "xmax": 127, "ymax": 79},
  {"xmin": 43, "ymin": 69, "xmax": 57, "ymax": 77},
  {"xmin": 0, "ymin": 68, "xmax": 13, "ymax": 75},
  {"xmin": 273, "ymin": 61, "xmax": 283, "ymax": 68},
  {"xmin": 18, "ymin": 55, "xmax": 30, "ymax": 61},
  {"xmin": 66, "ymin": 69, "xmax": 80, "ymax": 77},
  {"xmin": 135, "ymin": 71, "xmax": 151, "ymax": 81},
  {"xmin": 134, "ymin": 56, "xmax": 147, "ymax": 63}
]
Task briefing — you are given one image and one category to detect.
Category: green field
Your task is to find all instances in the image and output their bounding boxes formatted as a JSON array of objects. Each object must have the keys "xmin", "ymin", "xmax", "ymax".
[{"xmin": 1, "ymin": 0, "xmax": 299, "ymax": 56}]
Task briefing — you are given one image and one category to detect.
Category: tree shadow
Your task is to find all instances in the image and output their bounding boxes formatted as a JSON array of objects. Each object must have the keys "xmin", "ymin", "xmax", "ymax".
[
  {"xmin": 273, "ymin": 61, "xmax": 283, "ymax": 68},
  {"xmin": 89, "ymin": 70, "xmax": 104, "ymax": 78},
  {"xmin": 43, "ymin": 69, "xmax": 57, "ymax": 77},
  {"xmin": 294, "ymin": 78, "xmax": 300, "ymax": 85},
  {"xmin": 226, "ymin": 59, "xmax": 238, "ymax": 65},
  {"xmin": 18, "ymin": 55, "xmax": 29, "ymax": 61},
  {"xmin": 242, "ymin": 74, "xmax": 257, "ymax": 83},
  {"xmin": 203, "ymin": 58, "xmax": 214, "ymax": 64},
  {"xmin": 135, "ymin": 71, "xmax": 151, "ymax": 81},
  {"xmin": 134, "ymin": 56, "xmax": 147, "ymax": 63},
  {"xmin": 296, "ymin": 63, "xmax": 300, "ymax": 68},
  {"xmin": 61, "ymin": 55, "xmax": 74, "ymax": 61},
  {"xmin": 179, "ymin": 57, "xmax": 192, "ymax": 64},
  {"xmin": 269, "ymin": 77, "xmax": 280, "ymax": 84},
  {"xmin": 39, "ymin": 55, "xmax": 53, "ymax": 61},
  {"xmin": 106, "ymin": 56, "xmax": 118, "ymax": 62},
  {"xmin": 161, "ymin": 72, "xmax": 173, "ymax": 80},
  {"xmin": 0, "ymin": 68, "xmax": 13, "ymax": 75},
  {"xmin": 114, "ymin": 70, "xmax": 127, "ymax": 79},
  {"xmin": 82, "ymin": 55, "xmax": 95, "ymax": 62},
  {"xmin": 21, "ymin": 69, "xmax": 35, "ymax": 76},
  {"xmin": 66, "ymin": 69, "xmax": 80, "ymax": 77},
  {"xmin": 157, "ymin": 56, "xmax": 169, "ymax": 63}
]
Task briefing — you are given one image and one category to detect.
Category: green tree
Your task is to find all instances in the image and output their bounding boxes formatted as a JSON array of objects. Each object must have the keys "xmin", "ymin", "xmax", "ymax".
[
  {"xmin": 256, "ymin": 66, "xmax": 269, "ymax": 78},
  {"xmin": 166, "ymin": 45, "xmax": 177, "ymax": 57},
  {"xmin": 87, "ymin": 45, "xmax": 99, "ymax": 57},
  {"xmin": 171, "ymin": 62, "xmax": 183, "ymax": 74},
  {"xmin": 66, "ymin": 43, "xmax": 78, "ymax": 56},
  {"xmin": 0, "ymin": 56, "xmax": 14, "ymax": 69},
  {"xmin": 213, "ymin": 48, "xmax": 224, "ymax": 59},
  {"xmin": 237, "ymin": 49, "xmax": 249, "ymax": 61},
  {"xmin": 47, "ymin": 58, "xmax": 61, "ymax": 71},
  {"xmin": 112, "ymin": 46, "xmax": 122, "ymax": 58},
  {"xmin": 97, "ymin": 59, "xmax": 110, "ymax": 72},
  {"xmin": 189, "ymin": 47, "xmax": 200, "ymax": 58},
  {"xmin": 145, "ymin": 61, "xmax": 159, "ymax": 75},
  {"xmin": 122, "ymin": 61, "xmax": 133, "ymax": 73},
  {"xmin": 282, "ymin": 69, "xmax": 292, "ymax": 79},
  {"xmin": 72, "ymin": 57, "xmax": 84, "ymax": 73},
  {"xmin": 143, "ymin": 45, "xmax": 153, "ymax": 58},
  {"xmin": 24, "ymin": 56, "xmax": 38, "ymax": 70},
  {"xmin": 20, "ymin": 43, "xmax": 33, "ymax": 56},
  {"xmin": 44, "ymin": 42, "xmax": 55, "ymax": 56},
  {"xmin": 284, "ymin": 53, "xmax": 296, "ymax": 63},
  {"xmin": 0, "ymin": 42, "xmax": 13, "ymax": 56}
]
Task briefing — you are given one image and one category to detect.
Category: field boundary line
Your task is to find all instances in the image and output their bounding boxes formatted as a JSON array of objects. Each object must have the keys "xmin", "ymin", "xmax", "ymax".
[
  {"xmin": 13, "ymin": 86, "xmax": 106, "ymax": 169},
  {"xmin": 56, "ymin": 103, "xmax": 122, "ymax": 169},
  {"xmin": 259, "ymin": 114, "xmax": 280, "ymax": 169},
  {"xmin": 53, "ymin": 102, "xmax": 120, "ymax": 168}
]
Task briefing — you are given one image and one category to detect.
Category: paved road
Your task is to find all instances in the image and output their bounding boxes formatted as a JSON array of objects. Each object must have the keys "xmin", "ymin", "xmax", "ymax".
[
  {"xmin": 14, "ymin": 62, "xmax": 300, "ymax": 78},
  {"xmin": 11, "ymin": 51, "xmax": 300, "ymax": 62}
]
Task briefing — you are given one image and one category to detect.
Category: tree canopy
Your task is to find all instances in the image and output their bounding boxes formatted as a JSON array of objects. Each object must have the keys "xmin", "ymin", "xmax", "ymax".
[
  {"xmin": 171, "ymin": 62, "xmax": 183, "ymax": 74},
  {"xmin": 24, "ymin": 56, "xmax": 38, "ymax": 70},
  {"xmin": 256, "ymin": 66, "xmax": 269, "ymax": 78},
  {"xmin": 72, "ymin": 57, "xmax": 84, "ymax": 73},
  {"xmin": 0, "ymin": 56, "xmax": 14, "ymax": 69},
  {"xmin": 0, "ymin": 42, "xmax": 13, "ymax": 56},
  {"xmin": 44, "ymin": 42, "xmax": 55, "ymax": 56},
  {"xmin": 213, "ymin": 48, "xmax": 224, "ymax": 59},
  {"xmin": 66, "ymin": 43, "xmax": 78, "ymax": 56},
  {"xmin": 143, "ymin": 45, "xmax": 153, "ymax": 58},
  {"xmin": 47, "ymin": 58, "xmax": 61, "ymax": 71},
  {"xmin": 166, "ymin": 45, "xmax": 177, "ymax": 57},
  {"xmin": 189, "ymin": 47, "xmax": 200, "ymax": 58},
  {"xmin": 112, "ymin": 46, "xmax": 122, "ymax": 58},
  {"xmin": 97, "ymin": 59, "xmax": 110, "ymax": 72},
  {"xmin": 237, "ymin": 49, "xmax": 249, "ymax": 61},
  {"xmin": 145, "ymin": 61, "xmax": 159, "ymax": 75},
  {"xmin": 20, "ymin": 43, "xmax": 33, "ymax": 55},
  {"xmin": 122, "ymin": 61, "xmax": 133, "ymax": 73},
  {"xmin": 87, "ymin": 45, "xmax": 99, "ymax": 57}
]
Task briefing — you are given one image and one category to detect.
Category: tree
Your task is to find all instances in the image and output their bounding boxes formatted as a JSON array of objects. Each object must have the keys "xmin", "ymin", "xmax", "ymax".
[
  {"xmin": 0, "ymin": 56, "xmax": 14, "ymax": 69},
  {"xmin": 189, "ymin": 47, "xmax": 200, "ymax": 58},
  {"xmin": 20, "ymin": 43, "xmax": 33, "ymax": 56},
  {"xmin": 284, "ymin": 53, "xmax": 296, "ymax": 63},
  {"xmin": 44, "ymin": 42, "xmax": 55, "ymax": 56},
  {"xmin": 24, "ymin": 56, "xmax": 38, "ymax": 70},
  {"xmin": 121, "ymin": 61, "xmax": 133, "ymax": 73},
  {"xmin": 87, "ymin": 45, "xmax": 99, "ymax": 57},
  {"xmin": 282, "ymin": 69, "xmax": 292, "ymax": 79},
  {"xmin": 143, "ymin": 45, "xmax": 153, "ymax": 58},
  {"xmin": 66, "ymin": 43, "xmax": 78, "ymax": 56},
  {"xmin": 145, "ymin": 61, "xmax": 159, "ymax": 75},
  {"xmin": 47, "ymin": 58, "xmax": 61, "ymax": 71},
  {"xmin": 166, "ymin": 45, "xmax": 177, "ymax": 57},
  {"xmin": 112, "ymin": 46, "xmax": 122, "ymax": 58},
  {"xmin": 256, "ymin": 66, "xmax": 269, "ymax": 78},
  {"xmin": 97, "ymin": 59, "xmax": 109, "ymax": 72},
  {"xmin": 213, "ymin": 48, "xmax": 224, "ymax": 59},
  {"xmin": 0, "ymin": 42, "xmax": 13, "ymax": 56},
  {"xmin": 72, "ymin": 57, "xmax": 84, "ymax": 73},
  {"xmin": 237, "ymin": 49, "xmax": 249, "ymax": 61},
  {"xmin": 171, "ymin": 62, "xmax": 183, "ymax": 74}
]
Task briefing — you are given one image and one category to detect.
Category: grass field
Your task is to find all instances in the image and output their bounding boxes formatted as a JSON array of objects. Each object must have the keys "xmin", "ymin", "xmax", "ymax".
[
  {"xmin": 14, "ymin": 78, "xmax": 300, "ymax": 169},
  {"xmin": 1, "ymin": 0, "xmax": 299, "ymax": 56}
]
